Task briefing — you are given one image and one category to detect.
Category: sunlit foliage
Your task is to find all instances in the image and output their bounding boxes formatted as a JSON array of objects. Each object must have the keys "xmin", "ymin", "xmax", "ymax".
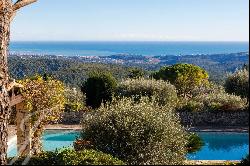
[
  {"xmin": 81, "ymin": 97, "xmax": 188, "ymax": 165},
  {"xmin": 225, "ymin": 69, "xmax": 249, "ymax": 99},
  {"xmin": 116, "ymin": 78, "xmax": 178, "ymax": 107},
  {"xmin": 18, "ymin": 75, "xmax": 65, "ymax": 155},
  {"xmin": 152, "ymin": 64, "xmax": 209, "ymax": 96},
  {"xmin": 64, "ymin": 86, "xmax": 85, "ymax": 112}
]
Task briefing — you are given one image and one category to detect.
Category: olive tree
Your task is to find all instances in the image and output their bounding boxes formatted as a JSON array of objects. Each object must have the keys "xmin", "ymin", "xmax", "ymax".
[
  {"xmin": 116, "ymin": 78, "xmax": 178, "ymax": 108},
  {"xmin": 81, "ymin": 98, "xmax": 188, "ymax": 165},
  {"xmin": 18, "ymin": 75, "xmax": 65, "ymax": 155},
  {"xmin": 225, "ymin": 69, "xmax": 249, "ymax": 99}
]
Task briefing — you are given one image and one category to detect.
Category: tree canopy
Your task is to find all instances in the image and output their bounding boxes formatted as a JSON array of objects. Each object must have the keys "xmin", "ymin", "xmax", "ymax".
[
  {"xmin": 18, "ymin": 75, "xmax": 65, "ymax": 155},
  {"xmin": 81, "ymin": 72, "xmax": 117, "ymax": 109},
  {"xmin": 152, "ymin": 64, "xmax": 209, "ymax": 96}
]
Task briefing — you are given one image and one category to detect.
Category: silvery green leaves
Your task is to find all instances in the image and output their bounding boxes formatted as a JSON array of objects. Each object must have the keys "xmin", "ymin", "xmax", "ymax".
[{"xmin": 81, "ymin": 97, "xmax": 188, "ymax": 165}]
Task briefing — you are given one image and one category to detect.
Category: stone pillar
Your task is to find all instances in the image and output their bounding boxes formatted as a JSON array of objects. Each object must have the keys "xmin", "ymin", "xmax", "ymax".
[{"xmin": 16, "ymin": 102, "xmax": 31, "ymax": 156}]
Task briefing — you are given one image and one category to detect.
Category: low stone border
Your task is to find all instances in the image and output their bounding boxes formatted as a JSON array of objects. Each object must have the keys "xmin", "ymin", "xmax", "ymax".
[
  {"xmin": 178, "ymin": 111, "xmax": 249, "ymax": 127},
  {"xmin": 45, "ymin": 124, "xmax": 81, "ymax": 130},
  {"xmin": 9, "ymin": 124, "xmax": 248, "ymax": 138},
  {"xmin": 186, "ymin": 160, "xmax": 240, "ymax": 165},
  {"xmin": 47, "ymin": 125, "xmax": 249, "ymax": 132},
  {"xmin": 188, "ymin": 126, "xmax": 249, "ymax": 133},
  {"xmin": 59, "ymin": 110, "xmax": 249, "ymax": 127}
]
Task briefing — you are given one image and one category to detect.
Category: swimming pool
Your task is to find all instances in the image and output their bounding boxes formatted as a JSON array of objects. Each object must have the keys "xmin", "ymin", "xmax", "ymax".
[
  {"xmin": 7, "ymin": 130, "xmax": 79, "ymax": 157},
  {"xmin": 187, "ymin": 132, "xmax": 249, "ymax": 160},
  {"xmin": 8, "ymin": 130, "xmax": 249, "ymax": 160}
]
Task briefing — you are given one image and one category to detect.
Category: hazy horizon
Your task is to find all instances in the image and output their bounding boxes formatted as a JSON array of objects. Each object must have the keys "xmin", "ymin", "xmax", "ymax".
[
  {"xmin": 9, "ymin": 40, "xmax": 249, "ymax": 56},
  {"xmin": 11, "ymin": 0, "xmax": 249, "ymax": 42},
  {"xmin": 10, "ymin": 41, "xmax": 250, "ymax": 43}
]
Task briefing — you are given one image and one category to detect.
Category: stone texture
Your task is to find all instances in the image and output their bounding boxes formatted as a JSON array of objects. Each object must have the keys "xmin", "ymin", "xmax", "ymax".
[
  {"xmin": 58, "ymin": 110, "xmax": 249, "ymax": 127},
  {"xmin": 178, "ymin": 110, "xmax": 249, "ymax": 127},
  {"xmin": 59, "ymin": 111, "xmax": 87, "ymax": 124},
  {"xmin": 0, "ymin": 1, "xmax": 37, "ymax": 163},
  {"xmin": 16, "ymin": 102, "xmax": 31, "ymax": 156},
  {"xmin": 0, "ymin": 0, "xmax": 12, "ymax": 164}
]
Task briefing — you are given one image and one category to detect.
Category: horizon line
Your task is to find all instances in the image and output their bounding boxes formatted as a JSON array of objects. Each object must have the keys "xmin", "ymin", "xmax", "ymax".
[{"xmin": 10, "ymin": 40, "xmax": 250, "ymax": 43}]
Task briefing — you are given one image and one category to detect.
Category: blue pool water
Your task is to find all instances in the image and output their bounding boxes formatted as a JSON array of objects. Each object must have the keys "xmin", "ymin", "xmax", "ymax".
[
  {"xmin": 42, "ymin": 130, "xmax": 79, "ymax": 152},
  {"xmin": 187, "ymin": 132, "xmax": 249, "ymax": 160},
  {"xmin": 7, "ymin": 130, "xmax": 79, "ymax": 157},
  {"xmin": 8, "ymin": 131, "xmax": 249, "ymax": 160}
]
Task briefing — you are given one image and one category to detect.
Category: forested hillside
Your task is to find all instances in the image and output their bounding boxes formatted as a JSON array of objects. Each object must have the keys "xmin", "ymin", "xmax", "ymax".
[
  {"xmin": 8, "ymin": 52, "xmax": 249, "ymax": 87},
  {"xmin": 8, "ymin": 56, "xmax": 130, "ymax": 87},
  {"xmin": 155, "ymin": 52, "xmax": 249, "ymax": 83}
]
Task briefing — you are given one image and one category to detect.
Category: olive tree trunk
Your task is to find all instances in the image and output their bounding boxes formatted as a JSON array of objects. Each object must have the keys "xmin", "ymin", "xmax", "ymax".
[
  {"xmin": 0, "ymin": 1, "xmax": 12, "ymax": 164},
  {"xmin": 0, "ymin": 0, "xmax": 37, "ymax": 164}
]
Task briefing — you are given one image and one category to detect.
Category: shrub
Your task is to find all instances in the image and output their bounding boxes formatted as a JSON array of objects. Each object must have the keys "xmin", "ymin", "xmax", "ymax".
[
  {"xmin": 116, "ymin": 78, "xmax": 178, "ymax": 107},
  {"xmin": 8, "ymin": 149, "xmax": 124, "ymax": 165},
  {"xmin": 225, "ymin": 69, "xmax": 249, "ymax": 99},
  {"xmin": 56, "ymin": 149, "xmax": 125, "ymax": 165},
  {"xmin": 152, "ymin": 64, "xmax": 209, "ymax": 96},
  {"xmin": 186, "ymin": 133, "xmax": 204, "ymax": 153},
  {"xmin": 196, "ymin": 92, "xmax": 247, "ymax": 112},
  {"xmin": 190, "ymin": 83, "xmax": 226, "ymax": 98},
  {"xmin": 177, "ymin": 84, "xmax": 225, "ymax": 112},
  {"xmin": 239, "ymin": 154, "xmax": 249, "ymax": 165},
  {"xmin": 74, "ymin": 139, "xmax": 94, "ymax": 151},
  {"xmin": 178, "ymin": 90, "xmax": 248, "ymax": 112},
  {"xmin": 8, "ymin": 151, "xmax": 58, "ymax": 165},
  {"xmin": 80, "ymin": 97, "xmax": 188, "ymax": 165},
  {"xmin": 127, "ymin": 68, "xmax": 145, "ymax": 79},
  {"xmin": 64, "ymin": 87, "xmax": 85, "ymax": 112},
  {"xmin": 81, "ymin": 72, "xmax": 117, "ymax": 109},
  {"xmin": 177, "ymin": 100, "xmax": 204, "ymax": 112}
]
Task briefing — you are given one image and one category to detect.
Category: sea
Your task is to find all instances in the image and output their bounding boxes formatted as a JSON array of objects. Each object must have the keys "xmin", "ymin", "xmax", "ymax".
[{"xmin": 9, "ymin": 41, "xmax": 249, "ymax": 57}]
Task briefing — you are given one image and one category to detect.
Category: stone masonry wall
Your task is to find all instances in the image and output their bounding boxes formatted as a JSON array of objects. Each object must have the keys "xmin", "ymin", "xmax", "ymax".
[
  {"xmin": 59, "ymin": 110, "xmax": 249, "ymax": 127},
  {"xmin": 59, "ymin": 111, "xmax": 86, "ymax": 124},
  {"xmin": 178, "ymin": 110, "xmax": 249, "ymax": 127}
]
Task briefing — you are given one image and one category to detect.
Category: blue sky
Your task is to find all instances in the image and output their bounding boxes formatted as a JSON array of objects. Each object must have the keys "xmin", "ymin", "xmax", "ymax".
[{"xmin": 11, "ymin": 0, "xmax": 249, "ymax": 41}]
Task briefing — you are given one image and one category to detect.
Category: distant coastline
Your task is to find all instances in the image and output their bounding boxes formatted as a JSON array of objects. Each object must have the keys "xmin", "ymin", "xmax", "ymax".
[
  {"xmin": 9, "ymin": 51, "xmax": 249, "ymax": 58},
  {"xmin": 9, "ymin": 51, "xmax": 249, "ymax": 70},
  {"xmin": 9, "ymin": 41, "xmax": 249, "ymax": 57}
]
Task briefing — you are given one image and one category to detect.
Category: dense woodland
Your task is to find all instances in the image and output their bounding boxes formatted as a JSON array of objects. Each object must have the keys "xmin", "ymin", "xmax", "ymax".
[
  {"xmin": 8, "ymin": 56, "xmax": 131, "ymax": 87},
  {"xmin": 109, "ymin": 52, "xmax": 249, "ymax": 83},
  {"xmin": 157, "ymin": 52, "xmax": 249, "ymax": 83},
  {"xmin": 8, "ymin": 52, "xmax": 249, "ymax": 87}
]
